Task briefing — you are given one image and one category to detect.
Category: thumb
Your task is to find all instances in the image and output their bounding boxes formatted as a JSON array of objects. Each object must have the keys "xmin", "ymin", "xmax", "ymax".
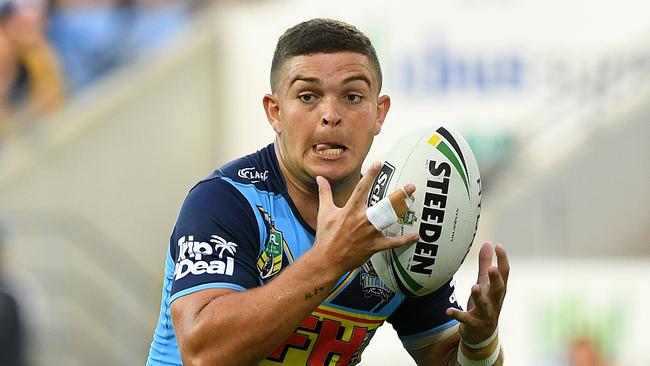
[{"xmin": 316, "ymin": 176, "xmax": 334, "ymax": 212}]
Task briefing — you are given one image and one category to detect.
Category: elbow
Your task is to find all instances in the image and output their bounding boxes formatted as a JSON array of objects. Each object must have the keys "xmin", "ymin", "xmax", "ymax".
[
  {"xmin": 177, "ymin": 339, "xmax": 222, "ymax": 366},
  {"xmin": 181, "ymin": 349, "xmax": 254, "ymax": 366},
  {"xmin": 177, "ymin": 327, "xmax": 255, "ymax": 366},
  {"xmin": 176, "ymin": 328, "xmax": 222, "ymax": 366},
  {"xmin": 171, "ymin": 291, "xmax": 260, "ymax": 365},
  {"xmin": 180, "ymin": 352, "xmax": 231, "ymax": 366},
  {"xmin": 179, "ymin": 353, "xmax": 210, "ymax": 366}
]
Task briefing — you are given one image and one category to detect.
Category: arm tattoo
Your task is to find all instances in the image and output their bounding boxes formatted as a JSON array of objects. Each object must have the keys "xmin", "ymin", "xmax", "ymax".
[{"xmin": 304, "ymin": 287, "xmax": 325, "ymax": 300}]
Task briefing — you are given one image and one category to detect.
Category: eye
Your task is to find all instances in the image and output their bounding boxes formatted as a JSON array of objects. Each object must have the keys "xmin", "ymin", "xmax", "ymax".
[
  {"xmin": 344, "ymin": 94, "xmax": 362, "ymax": 103},
  {"xmin": 299, "ymin": 93, "xmax": 317, "ymax": 103}
]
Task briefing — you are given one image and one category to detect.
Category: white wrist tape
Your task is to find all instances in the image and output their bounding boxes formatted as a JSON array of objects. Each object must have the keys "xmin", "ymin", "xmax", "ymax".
[
  {"xmin": 366, "ymin": 196, "xmax": 398, "ymax": 231},
  {"xmin": 457, "ymin": 341, "xmax": 501, "ymax": 366},
  {"xmin": 463, "ymin": 328, "xmax": 498, "ymax": 349}
]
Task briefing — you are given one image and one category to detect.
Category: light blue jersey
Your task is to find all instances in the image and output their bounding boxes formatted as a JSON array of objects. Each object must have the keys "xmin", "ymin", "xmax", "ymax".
[{"xmin": 147, "ymin": 144, "xmax": 461, "ymax": 365}]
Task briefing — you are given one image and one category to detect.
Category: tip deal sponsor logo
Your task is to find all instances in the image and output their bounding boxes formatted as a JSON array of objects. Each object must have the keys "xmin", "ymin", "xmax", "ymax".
[{"xmin": 174, "ymin": 235, "xmax": 237, "ymax": 280}]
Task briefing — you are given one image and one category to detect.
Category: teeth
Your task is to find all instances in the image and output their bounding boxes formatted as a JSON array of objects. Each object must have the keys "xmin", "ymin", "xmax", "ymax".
[
  {"xmin": 315, "ymin": 144, "xmax": 345, "ymax": 156},
  {"xmin": 317, "ymin": 148, "xmax": 344, "ymax": 156}
]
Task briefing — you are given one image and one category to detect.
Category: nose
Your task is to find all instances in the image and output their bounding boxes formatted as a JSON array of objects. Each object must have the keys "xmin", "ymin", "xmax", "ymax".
[{"xmin": 321, "ymin": 98, "xmax": 341, "ymax": 127}]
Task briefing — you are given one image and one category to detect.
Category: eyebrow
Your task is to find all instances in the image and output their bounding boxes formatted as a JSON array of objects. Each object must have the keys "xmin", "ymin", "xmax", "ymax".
[
  {"xmin": 289, "ymin": 76, "xmax": 320, "ymax": 87},
  {"xmin": 288, "ymin": 74, "xmax": 373, "ymax": 89},
  {"xmin": 342, "ymin": 75, "xmax": 372, "ymax": 89}
]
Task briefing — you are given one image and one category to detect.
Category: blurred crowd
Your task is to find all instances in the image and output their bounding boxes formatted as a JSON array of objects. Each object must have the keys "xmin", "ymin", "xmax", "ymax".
[{"xmin": 0, "ymin": 0, "xmax": 209, "ymax": 125}]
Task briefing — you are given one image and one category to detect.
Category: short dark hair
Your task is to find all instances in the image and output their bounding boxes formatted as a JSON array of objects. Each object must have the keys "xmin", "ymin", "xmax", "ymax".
[{"xmin": 270, "ymin": 18, "xmax": 382, "ymax": 94}]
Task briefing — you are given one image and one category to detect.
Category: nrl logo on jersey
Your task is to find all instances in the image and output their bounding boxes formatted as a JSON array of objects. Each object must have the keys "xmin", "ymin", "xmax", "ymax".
[
  {"xmin": 174, "ymin": 235, "xmax": 237, "ymax": 280},
  {"xmin": 360, "ymin": 261, "xmax": 393, "ymax": 302},
  {"xmin": 256, "ymin": 207, "xmax": 284, "ymax": 279}
]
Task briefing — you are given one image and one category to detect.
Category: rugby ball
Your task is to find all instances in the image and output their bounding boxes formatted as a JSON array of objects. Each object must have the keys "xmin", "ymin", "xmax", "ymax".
[{"xmin": 367, "ymin": 125, "xmax": 481, "ymax": 296}]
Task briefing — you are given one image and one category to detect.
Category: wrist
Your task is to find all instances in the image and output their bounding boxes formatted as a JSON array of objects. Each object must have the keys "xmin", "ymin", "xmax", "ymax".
[
  {"xmin": 299, "ymin": 245, "xmax": 346, "ymax": 285},
  {"xmin": 457, "ymin": 331, "xmax": 501, "ymax": 366},
  {"xmin": 462, "ymin": 328, "xmax": 498, "ymax": 349}
]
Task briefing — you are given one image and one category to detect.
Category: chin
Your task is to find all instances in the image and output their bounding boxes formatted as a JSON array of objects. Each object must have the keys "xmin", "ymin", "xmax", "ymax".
[
  {"xmin": 302, "ymin": 153, "xmax": 363, "ymax": 184},
  {"xmin": 310, "ymin": 165, "xmax": 359, "ymax": 185}
]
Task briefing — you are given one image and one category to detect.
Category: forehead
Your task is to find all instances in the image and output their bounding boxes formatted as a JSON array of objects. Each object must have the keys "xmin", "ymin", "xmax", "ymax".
[{"xmin": 279, "ymin": 52, "xmax": 380, "ymax": 92}]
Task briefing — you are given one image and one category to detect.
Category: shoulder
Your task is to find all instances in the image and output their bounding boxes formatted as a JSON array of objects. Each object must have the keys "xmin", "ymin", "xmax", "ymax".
[
  {"xmin": 175, "ymin": 144, "xmax": 282, "ymax": 233},
  {"xmin": 211, "ymin": 143, "xmax": 285, "ymax": 195}
]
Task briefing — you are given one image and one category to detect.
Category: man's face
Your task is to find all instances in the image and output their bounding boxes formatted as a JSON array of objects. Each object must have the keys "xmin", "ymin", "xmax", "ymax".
[{"xmin": 264, "ymin": 52, "xmax": 390, "ymax": 187}]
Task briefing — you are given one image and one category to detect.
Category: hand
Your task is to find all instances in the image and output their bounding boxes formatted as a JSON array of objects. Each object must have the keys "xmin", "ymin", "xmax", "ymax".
[
  {"xmin": 446, "ymin": 242, "xmax": 510, "ymax": 345},
  {"xmin": 313, "ymin": 161, "xmax": 419, "ymax": 273}
]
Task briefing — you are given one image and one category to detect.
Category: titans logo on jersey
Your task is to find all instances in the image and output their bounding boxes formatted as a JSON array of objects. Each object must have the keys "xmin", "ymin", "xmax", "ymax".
[
  {"xmin": 147, "ymin": 144, "xmax": 462, "ymax": 366},
  {"xmin": 360, "ymin": 262, "xmax": 393, "ymax": 302}
]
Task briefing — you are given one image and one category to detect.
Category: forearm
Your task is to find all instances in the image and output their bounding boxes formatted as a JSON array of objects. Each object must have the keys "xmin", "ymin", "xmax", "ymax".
[
  {"xmin": 439, "ymin": 349, "xmax": 504, "ymax": 366},
  {"xmin": 174, "ymin": 246, "xmax": 343, "ymax": 365},
  {"xmin": 438, "ymin": 336, "xmax": 503, "ymax": 366},
  {"xmin": 411, "ymin": 332, "xmax": 503, "ymax": 366}
]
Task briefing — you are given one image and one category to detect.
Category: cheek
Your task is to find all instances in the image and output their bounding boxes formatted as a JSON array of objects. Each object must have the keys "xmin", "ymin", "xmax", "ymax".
[
  {"xmin": 348, "ymin": 105, "xmax": 377, "ymax": 129},
  {"xmin": 281, "ymin": 121, "xmax": 310, "ymax": 150},
  {"xmin": 284, "ymin": 109, "xmax": 316, "ymax": 139}
]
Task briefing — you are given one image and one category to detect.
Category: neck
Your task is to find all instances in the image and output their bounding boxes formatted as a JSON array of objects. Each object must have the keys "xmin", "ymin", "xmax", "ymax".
[{"xmin": 274, "ymin": 143, "xmax": 359, "ymax": 230}]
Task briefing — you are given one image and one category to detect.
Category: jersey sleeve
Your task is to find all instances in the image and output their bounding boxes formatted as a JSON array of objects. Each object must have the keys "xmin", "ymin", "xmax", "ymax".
[
  {"xmin": 169, "ymin": 178, "xmax": 262, "ymax": 303},
  {"xmin": 386, "ymin": 279, "xmax": 463, "ymax": 350}
]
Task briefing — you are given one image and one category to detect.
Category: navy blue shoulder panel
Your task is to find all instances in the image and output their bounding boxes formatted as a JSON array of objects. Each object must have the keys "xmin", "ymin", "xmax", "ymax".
[
  {"xmin": 213, "ymin": 143, "xmax": 315, "ymax": 236},
  {"xmin": 169, "ymin": 176, "xmax": 262, "ymax": 300},
  {"xmin": 213, "ymin": 143, "xmax": 286, "ymax": 196}
]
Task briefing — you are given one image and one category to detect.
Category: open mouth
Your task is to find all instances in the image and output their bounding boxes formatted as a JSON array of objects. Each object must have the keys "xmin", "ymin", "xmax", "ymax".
[{"xmin": 314, "ymin": 143, "xmax": 347, "ymax": 157}]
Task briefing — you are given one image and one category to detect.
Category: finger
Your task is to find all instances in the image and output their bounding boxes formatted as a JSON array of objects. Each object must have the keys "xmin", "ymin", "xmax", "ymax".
[
  {"xmin": 379, "ymin": 232, "xmax": 419, "ymax": 250},
  {"xmin": 476, "ymin": 242, "xmax": 494, "ymax": 287},
  {"xmin": 495, "ymin": 243, "xmax": 510, "ymax": 284},
  {"xmin": 388, "ymin": 183, "xmax": 416, "ymax": 216},
  {"xmin": 348, "ymin": 161, "xmax": 382, "ymax": 208},
  {"xmin": 488, "ymin": 267, "xmax": 506, "ymax": 311},
  {"xmin": 488, "ymin": 267, "xmax": 505, "ymax": 296},
  {"xmin": 466, "ymin": 295, "xmax": 475, "ymax": 311},
  {"xmin": 470, "ymin": 283, "xmax": 492, "ymax": 316},
  {"xmin": 316, "ymin": 176, "xmax": 335, "ymax": 212},
  {"xmin": 401, "ymin": 183, "xmax": 416, "ymax": 198},
  {"xmin": 446, "ymin": 307, "xmax": 480, "ymax": 328}
]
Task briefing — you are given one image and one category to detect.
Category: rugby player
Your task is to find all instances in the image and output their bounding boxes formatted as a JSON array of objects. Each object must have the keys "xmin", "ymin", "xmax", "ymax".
[{"xmin": 147, "ymin": 18, "xmax": 509, "ymax": 366}]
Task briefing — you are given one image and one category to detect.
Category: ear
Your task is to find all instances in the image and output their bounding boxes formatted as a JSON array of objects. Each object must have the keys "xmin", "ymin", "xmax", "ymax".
[
  {"xmin": 373, "ymin": 95, "xmax": 391, "ymax": 135},
  {"xmin": 263, "ymin": 94, "xmax": 282, "ymax": 134}
]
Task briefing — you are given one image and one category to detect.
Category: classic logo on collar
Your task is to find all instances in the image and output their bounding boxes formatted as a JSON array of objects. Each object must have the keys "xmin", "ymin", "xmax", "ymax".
[
  {"xmin": 238, "ymin": 167, "xmax": 269, "ymax": 183},
  {"xmin": 257, "ymin": 207, "xmax": 284, "ymax": 279}
]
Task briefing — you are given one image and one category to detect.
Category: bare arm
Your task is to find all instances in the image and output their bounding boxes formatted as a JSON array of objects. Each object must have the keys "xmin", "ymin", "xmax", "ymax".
[
  {"xmin": 408, "ymin": 333, "xmax": 504, "ymax": 366},
  {"xmin": 408, "ymin": 243, "xmax": 510, "ymax": 366},
  {"xmin": 171, "ymin": 246, "xmax": 342, "ymax": 366},
  {"xmin": 171, "ymin": 163, "xmax": 419, "ymax": 365}
]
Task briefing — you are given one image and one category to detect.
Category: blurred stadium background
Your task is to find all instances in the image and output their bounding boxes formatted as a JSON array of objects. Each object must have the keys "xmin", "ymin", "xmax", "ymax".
[{"xmin": 0, "ymin": 0, "xmax": 648, "ymax": 365}]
